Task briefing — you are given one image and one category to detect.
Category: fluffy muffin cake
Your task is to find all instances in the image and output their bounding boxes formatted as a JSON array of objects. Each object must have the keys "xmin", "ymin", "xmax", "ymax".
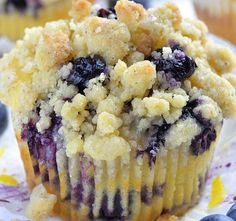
[
  {"xmin": 1, "ymin": 0, "xmax": 236, "ymax": 220},
  {"xmin": 0, "ymin": 0, "xmax": 71, "ymax": 40}
]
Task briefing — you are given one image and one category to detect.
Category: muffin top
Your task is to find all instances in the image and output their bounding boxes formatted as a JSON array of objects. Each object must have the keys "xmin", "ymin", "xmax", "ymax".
[{"xmin": 0, "ymin": 0, "xmax": 236, "ymax": 161}]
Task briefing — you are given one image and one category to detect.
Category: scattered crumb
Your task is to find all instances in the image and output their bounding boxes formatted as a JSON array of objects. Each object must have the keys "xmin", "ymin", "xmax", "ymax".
[{"xmin": 26, "ymin": 184, "xmax": 57, "ymax": 221}]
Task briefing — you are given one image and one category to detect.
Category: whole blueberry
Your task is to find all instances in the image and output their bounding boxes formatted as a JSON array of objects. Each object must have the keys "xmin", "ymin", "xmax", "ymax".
[
  {"xmin": 4, "ymin": 0, "xmax": 27, "ymax": 12},
  {"xmin": 0, "ymin": 102, "xmax": 8, "ymax": 136},
  {"xmin": 148, "ymin": 45, "xmax": 197, "ymax": 82},
  {"xmin": 227, "ymin": 204, "xmax": 236, "ymax": 221},
  {"xmin": 97, "ymin": 8, "xmax": 117, "ymax": 19},
  {"xmin": 200, "ymin": 214, "xmax": 234, "ymax": 221},
  {"xmin": 66, "ymin": 55, "xmax": 107, "ymax": 92}
]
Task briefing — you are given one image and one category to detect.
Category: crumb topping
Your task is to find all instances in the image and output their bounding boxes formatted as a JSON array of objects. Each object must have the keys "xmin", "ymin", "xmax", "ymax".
[
  {"xmin": 26, "ymin": 184, "xmax": 57, "ymax": 220},
  {"xmin": 0, "ymin": 0, "xmax": 235, "ymax": 161}
]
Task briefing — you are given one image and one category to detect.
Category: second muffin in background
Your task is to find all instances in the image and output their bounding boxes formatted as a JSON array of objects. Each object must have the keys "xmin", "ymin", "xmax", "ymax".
[{"xmin": 0, "ymin": 0, "xmax": 71, "ymax": 41}]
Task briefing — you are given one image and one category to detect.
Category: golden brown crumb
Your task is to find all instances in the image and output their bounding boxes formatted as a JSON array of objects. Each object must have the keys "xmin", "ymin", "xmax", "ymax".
[
  {"xmin": 115, "ymin": 0, "xmax": 145, "ymax": 33},
  {"xmin": 35, "ymin": 30, "xmax": 72, "ymax": 71},
  {"xmin": 132, "ymin": 31, "xmax": 153, "ymax": 56},
  {"xmin": 69, "ymin": 0, "xmax": 93, "ymax": 21},
  {"xmin": 206, "ymin": 42, "xmax": 236, "ymax": 75},
  {"xmin": 120, "ymin": 60, "xmax": 156, "ymax": 100},
  {"xmin": 84, "ymin": 16, "xmax": 131, "ymax": 65}
]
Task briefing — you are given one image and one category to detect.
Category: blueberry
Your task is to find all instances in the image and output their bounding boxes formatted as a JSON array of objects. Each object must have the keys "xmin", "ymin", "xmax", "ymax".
[
  {"xmin": 200, "ymin": 214, "xmax": 234, "ymax": 221},
  {"xmin": 147, "ymin": 45, "xmax": 197, "ymax": 82},
  {"xmin": 66, "ymin": 55, "xmax": 107, "ymax": 92},
  {"xmin": 227, "ymin": 204, "xmax": 236, "ymax": 221},
  {"xmin": 4, "ymin": 0, "xmax": 27, "ymax": 12},
  {"xmin": 137, "ymin": 122, "xmax": 171, "ymax": 166},
  {"xmin": 97, "ymin": 8, "xmax": 117, "ymax": 19},
  {"xmin": 191, "ymin": 127, "xmax": 216, "ymax": 156},
  {"xmin": 21, "ymin": 112, "xmax": 62, "ymax": 166},
  {"xmin": 181, "ymin": 99, "xmax": 201, "ymax": 120},
  {"xmin": 0, "ymin": 102, "xmax": 8, "ymax": 136},
  {"xmin": 180, "ymin": 99, "xmax": 217, "ymax": 156}
]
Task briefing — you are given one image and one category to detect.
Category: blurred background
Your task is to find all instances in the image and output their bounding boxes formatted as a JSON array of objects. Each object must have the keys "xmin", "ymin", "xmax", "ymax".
[{"xmin": 0, "ymin": 0, "xmax": 235, "ymax": 45}]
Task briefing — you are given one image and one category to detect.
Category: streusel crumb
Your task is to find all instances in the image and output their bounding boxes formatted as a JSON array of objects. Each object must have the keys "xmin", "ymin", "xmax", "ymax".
[{"xmin": 26, "ymin": 184, "xmax": 57, "ymax": 221}]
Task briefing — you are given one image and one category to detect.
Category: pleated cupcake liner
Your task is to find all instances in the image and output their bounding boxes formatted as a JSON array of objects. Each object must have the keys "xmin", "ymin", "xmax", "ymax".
[
  {"xmin": 17, "ymin": 128, "xmax": 219, "ymax": 221},
  {"xmin": 193, "ymin": 0, "xmax": 236, "ymax": 44},
  {"xmin": 0, "ymin": 0, "xmax": 71, "ymax": 41}
]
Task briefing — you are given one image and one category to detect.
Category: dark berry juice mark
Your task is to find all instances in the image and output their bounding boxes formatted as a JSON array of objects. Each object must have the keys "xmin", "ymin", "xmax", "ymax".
[
  {"xmin": 181, "ymin": 99, "xmax": 217, "ymax": 156},
  {"xmin": 98, "ymin": 190, "xmax": 123, "ymax": 220},
  {"xmin": 21, "ymin": 112, "xmax": 62, "ymax": 185},
  {"xmin": 0, "ymin": 102, "xmax": 8, "ymax": 136},
  {"xmin": 66, "ymin": 55, "xmax": 107, "ymax": 93},
  {"xmin": 137, "ymin": 122, "xmax": 171, "ymax": 166}
]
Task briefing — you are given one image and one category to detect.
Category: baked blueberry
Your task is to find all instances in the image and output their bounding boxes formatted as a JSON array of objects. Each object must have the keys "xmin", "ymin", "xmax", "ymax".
[
  {"xmin": 138, "ymin": 122, "xmax": 171, "ymax": 166},
  {"xmin": 97, "ymin": 8, "xmax": 117, "ymax": 19},
  {"xmin": 4, "ymin": 0, "xmax": 27, "ymax": 12},
  {"xmin": 66, "ymin": 55, "xmax": 107, "ymax": 92},
  {"xmin": 148, "ymin": 45, "xmax": 197, "ymax": 82},
  {"xmin": 227, "ymin": 204, "xmax": 236, "ymax": 221},
  {"xmin": 200, "ymin": 214, "xmax": 234, "ymax": 221},
  {"xmin": 0, "ymin": 102, "xmax": 8, "ymax": 136}
]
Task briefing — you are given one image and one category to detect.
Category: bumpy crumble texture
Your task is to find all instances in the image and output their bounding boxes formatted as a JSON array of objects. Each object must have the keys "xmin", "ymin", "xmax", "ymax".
[
  {"xmin": 26, "ymin": 184, "xmax": 57, "ymax": 220},
  {"xmin": 0, "ymin": 0, "xmax": 235, "ymax": 160}
]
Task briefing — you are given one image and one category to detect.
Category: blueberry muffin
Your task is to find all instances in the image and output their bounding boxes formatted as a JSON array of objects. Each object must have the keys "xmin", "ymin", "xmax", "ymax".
[
  {"xmin": 193, "ymin": 0, "xmax": 236, "ymax": 45},
  {"xmin": 0, "ymin": 0, "xmax": 72, "ymax": 40},
  {"xmin": 1, "ymin": 0, "xmax": 236, "ymax": 220}
]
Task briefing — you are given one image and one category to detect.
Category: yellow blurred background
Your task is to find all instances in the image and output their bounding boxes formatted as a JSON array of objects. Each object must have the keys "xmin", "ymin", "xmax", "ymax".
[{"xmin": 0, "ymin": 0, "xmax": 235, "ymax": 44}]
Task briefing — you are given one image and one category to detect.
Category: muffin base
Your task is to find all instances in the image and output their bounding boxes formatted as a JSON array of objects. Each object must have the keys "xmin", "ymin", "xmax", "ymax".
[
  {"xmin": 17, "ymin": 128, "xmax": 219, "ymax": 221},
  {"xmin": 0, "ymin": 0, "xmax": 71, "ymax": 41}
]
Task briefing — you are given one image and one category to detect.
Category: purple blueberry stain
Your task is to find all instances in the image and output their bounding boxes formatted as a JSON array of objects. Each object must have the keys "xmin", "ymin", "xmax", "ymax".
[
  {"xmin": 21, "ymin": 121, "xmax": 40, "ymax": 161},
  {"xmin": 141, "ymin": 186, "xmax": 152, "ymax": 204},
  {"xmin": 137, "ymin": 121, "xmax": 171, "ymax": 166},
  {"xmin": 73, "ymin": 183, "xmax": 84, "ymax": 205},
  {"xmin": 152, "ymin": 183, "xmax": 165, "ymax": 197},
  {"xmin": 0, "ymin": 182, "xmax": 29, "ymax": 204},
  {"xmin": 160, "ymin": 71, "xmax": 182, "ymax": 89},
  {"xmin": 66, "ymin": 55, "xmax": 107, "ymax": 93},
  {"xmin": 99, "ymin": 190, "xmax": 123, "ymax": 219},
  {"xmin": 147, "ymin": 44, "xmax": 197, "ymax": 83},
  {"xmin": 191, "ymin": 127, "xmax": 216, "ymax": 156},
  {"xmin": 181, "ymin": 99, "xmax": 217, "ymax": 156}
]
